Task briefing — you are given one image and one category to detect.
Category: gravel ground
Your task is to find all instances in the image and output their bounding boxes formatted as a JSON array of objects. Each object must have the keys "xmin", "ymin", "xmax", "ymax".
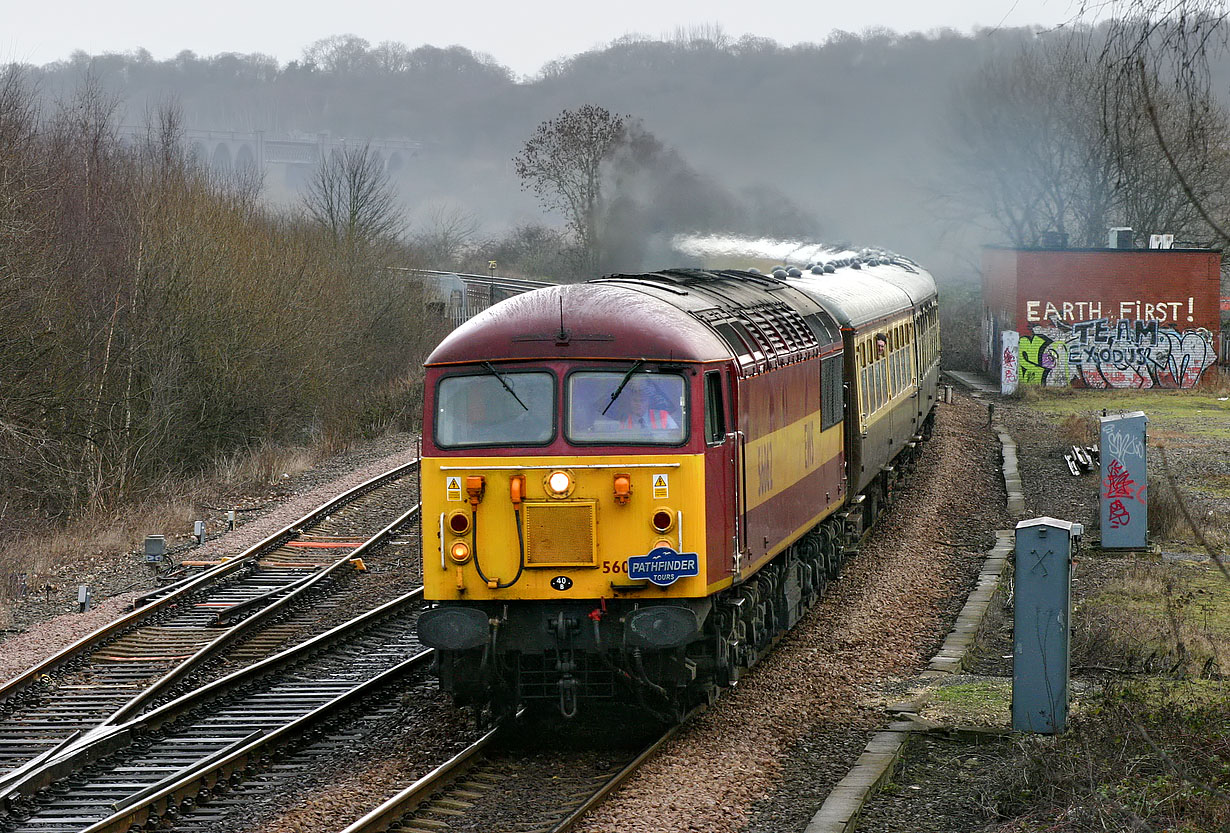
[
  {"xmin": 567, "ymin": 392, "xmax": 1007, "ymax": 833},
  {"xmin": 855, "ymin": 732, "xmax": 1018, "ymax": 833},
  {"xmin": 0, "ymin": 433, "xmax": 420, "ymax": 682}
]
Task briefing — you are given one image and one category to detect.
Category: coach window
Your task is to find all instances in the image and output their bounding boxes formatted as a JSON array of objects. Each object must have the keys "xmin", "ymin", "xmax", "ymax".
[
  {"xmin": 889, "ymin": 332, "xmax": 897, "ymax": 394},
  {"xmin": 704, "ymin": 371, "xmax": 726, "ymax": 444},
  {"xmin": 436, "ymin": 370, "xmax": 555, "ymax": 448},
  {"xmin": 878, "ymin": 356, "xmax": 885, "ymax": 406},
  {"xmin": 821, "ymin": 355, "xmax": 843, "ymax": 430},
  {"xmin": 859, "ymin": 344, "xmax": 869, "ymax": 417}
]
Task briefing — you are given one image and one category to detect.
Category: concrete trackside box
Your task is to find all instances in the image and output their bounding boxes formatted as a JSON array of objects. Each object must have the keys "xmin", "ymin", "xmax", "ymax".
[{"xmin": 981, "ymin": 246, "xmax": 1221, "ymax": 389}]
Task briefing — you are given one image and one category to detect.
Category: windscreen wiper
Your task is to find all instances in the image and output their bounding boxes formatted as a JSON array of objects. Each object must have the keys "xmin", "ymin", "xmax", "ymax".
[
  {"xmin": 601, "ymin": 359, "xmax": 646, "ymax": 416},
  {"xmin": 482, "ymin": 362, "xmax": 528, "ymax": 411}
]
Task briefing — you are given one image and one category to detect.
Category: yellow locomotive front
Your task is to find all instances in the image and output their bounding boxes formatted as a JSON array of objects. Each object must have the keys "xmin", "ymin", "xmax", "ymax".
[{"xmin": 422, "ymin": 451, "xmax": 710, "ymax": 603}]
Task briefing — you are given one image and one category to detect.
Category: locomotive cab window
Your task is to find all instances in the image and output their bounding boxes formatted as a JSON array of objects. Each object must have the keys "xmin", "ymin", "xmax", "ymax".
[
  {"xmin": 435, "ymin": 370, "xmax": 555, "ymax": 448},
  {"xmin": 704, "ymin": 371, "xmax": 726, "ymax": 444},
  {"xmin": 566, "ymin": 371, "xmax": 688, "ymax": 445}
]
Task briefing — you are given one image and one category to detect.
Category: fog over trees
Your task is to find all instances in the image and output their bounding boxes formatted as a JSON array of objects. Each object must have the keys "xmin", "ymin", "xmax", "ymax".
[
  {"xmin": 17, "ymin": 23, "xmax": 1230, "ymax": 273},
  {"xmin": 0, "ymin": 27, "xmax": 1100, "ymax": 279}
]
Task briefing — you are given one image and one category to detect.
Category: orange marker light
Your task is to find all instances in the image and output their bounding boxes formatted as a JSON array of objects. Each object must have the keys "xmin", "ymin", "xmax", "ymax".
[
  {"xmin": 449, "ymin": 541, "xmax": 472, "ymax": 564},
  {"xmin": 613, "ymin": 474, "xmax": 632, "ymax": 505}
]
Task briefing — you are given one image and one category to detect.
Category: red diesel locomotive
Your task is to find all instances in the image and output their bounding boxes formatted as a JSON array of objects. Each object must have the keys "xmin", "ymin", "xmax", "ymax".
[{"xmin": 416, "ymin": 259, "xmax": 940, "ymax": 717}]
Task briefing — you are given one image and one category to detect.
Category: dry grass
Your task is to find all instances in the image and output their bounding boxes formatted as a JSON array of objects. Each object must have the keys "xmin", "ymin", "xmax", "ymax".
[
  {"xmin": 1077, "ymin": 560, "xmax": 1229, "ymax": 677},
  {"xmin": 1057, "ymin": 413, "xmax": 1097, "ymax": 446},
  {"xmin": 1148, "ymin": 482, "xmax": 1190, "ymax": 541},
  {"xmin": 991, "ymin": 679, "xmax": 1230, "ymax": 833},
  {"xmin": 211, "ymin": 442, "xmax": 316, "ymax": 490},
  {"xmin": 0, "ymin": 495, "xmax": 196, "ymax": 628},
  {"xmin": 0, "ymin": 441, "xmax": 316, "ymax": 628}
]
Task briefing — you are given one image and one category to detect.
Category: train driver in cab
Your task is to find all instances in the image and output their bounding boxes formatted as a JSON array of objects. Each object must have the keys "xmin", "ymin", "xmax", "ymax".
[{"xmin": 620, "ymin": 378, "xmax": 680, "ymax": 432}]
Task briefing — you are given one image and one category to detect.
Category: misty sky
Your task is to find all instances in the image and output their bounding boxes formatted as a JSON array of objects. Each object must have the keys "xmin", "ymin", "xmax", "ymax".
[{"xmin": 5, "ymin": 0, "xmax": 1085, "ymax": 77}]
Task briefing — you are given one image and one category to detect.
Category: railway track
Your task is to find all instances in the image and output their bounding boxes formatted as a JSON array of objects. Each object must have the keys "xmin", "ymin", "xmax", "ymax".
[
  {"xmin": 0, "ymin": 460, "xmax": 420, "ymax": 783},
  {"xmin": 0, "ymin": 591, "xmax": 430, "ymax": 833},
  {"xmin": 340, "ymin": 710, "xmax": 697, "ymax": 833}
]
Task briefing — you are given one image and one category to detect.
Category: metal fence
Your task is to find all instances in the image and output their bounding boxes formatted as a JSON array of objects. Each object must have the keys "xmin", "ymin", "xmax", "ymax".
[{"xmin": 397, "ymin": 269, "xmax": 555, "ymax": 328}]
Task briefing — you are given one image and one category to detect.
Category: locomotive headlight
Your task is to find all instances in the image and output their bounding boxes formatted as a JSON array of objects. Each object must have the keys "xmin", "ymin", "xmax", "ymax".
[
  {"xmin": 449, "ymin": 541, "xmax": 472, "ymax": 564},
  {"xmin": 545, "ymin": 470, "xmax": 573, "ymax": 498}
]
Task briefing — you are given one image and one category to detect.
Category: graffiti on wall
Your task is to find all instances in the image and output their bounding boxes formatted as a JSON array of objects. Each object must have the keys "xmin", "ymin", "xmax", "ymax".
[
  {"xmin": 1016, "ymin": 318, "xmax": 1215, "ymax": 389},
  {"xmin": 1025, "ymin": 297, "xmax": 1197, "ymax": 325},
  {"xmin": 1001, "ymin": 330, "xmax": 1019, "ymax": 395}
]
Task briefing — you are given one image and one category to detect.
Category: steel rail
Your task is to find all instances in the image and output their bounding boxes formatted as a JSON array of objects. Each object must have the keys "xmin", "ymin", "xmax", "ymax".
[
  {"xmin": 103, "ymin": 502, "xmax": 422, "ymax": 726},
  {"xmin": 0, "ymin": 589, "xmax": 426, "ymax": 809},
  {"xmin": 335, "ymin": 706, "xmax": 697, "ymax": 833},
  {"xmin": 77, "ymin": 658, "xmax": 432, "ymax": 831},
  {"xmin": 80, "ymin": 640, "xmax": 433, "ymax": 830},
  {"xmin": 336, "ymin": 720, "xmax": 511, "ymax": 833},
  {"xmin": 0, "ymin": 459, "xmax": 419, "ymax": 709},
  {"xmin": 393, "ymin": 266, "xmax": 556, "ymax": 289},
  {"xmin": 549, "ymin": 707, "xmax": 704, "ymax": 832}
]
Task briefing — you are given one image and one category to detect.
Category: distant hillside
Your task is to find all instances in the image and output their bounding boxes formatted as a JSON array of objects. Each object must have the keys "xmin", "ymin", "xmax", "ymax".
[{"xmin": 24, "ymin": 25, "xmax": 1176, "ymax": 279}]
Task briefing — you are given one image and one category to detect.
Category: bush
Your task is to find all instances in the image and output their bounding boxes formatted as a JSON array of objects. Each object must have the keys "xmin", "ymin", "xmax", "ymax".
[
  {"xmin": 0, "ymin": 73, "xmax": 445, "ymax": 521},
  {"xmin": 992, "ymin": 680, "xmax": 1230, "ymax": 832},
  {"xmin": 1058, "ymin": 413, "xmax": 1097, "ymax": 446}
]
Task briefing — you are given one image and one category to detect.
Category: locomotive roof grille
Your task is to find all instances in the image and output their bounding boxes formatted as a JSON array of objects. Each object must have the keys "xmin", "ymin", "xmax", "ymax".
[{"xmin": 693, "ymin": 301, "xmax": 824, "ymax": 373}]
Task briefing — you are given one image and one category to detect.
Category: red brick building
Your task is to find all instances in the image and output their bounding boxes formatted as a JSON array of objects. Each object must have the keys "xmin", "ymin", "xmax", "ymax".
[{"xmin": 981, "ymin": 247, "xmax": 1222, "ymax": 389}]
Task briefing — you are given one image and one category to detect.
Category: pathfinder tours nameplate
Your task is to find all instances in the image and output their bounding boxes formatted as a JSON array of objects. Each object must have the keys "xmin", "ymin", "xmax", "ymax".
[{"xmin": 627, "ymin": 547, "xmax": 699, "ymax": 587}]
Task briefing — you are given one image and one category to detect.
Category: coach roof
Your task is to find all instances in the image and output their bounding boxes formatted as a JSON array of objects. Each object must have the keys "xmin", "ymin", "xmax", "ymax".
[{"xmin": 787, "ymin": 262, "xmax": 934, "ymax": 329}]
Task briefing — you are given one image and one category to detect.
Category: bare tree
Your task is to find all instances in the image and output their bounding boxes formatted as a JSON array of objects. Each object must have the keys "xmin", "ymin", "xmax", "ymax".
[
  {"xmin": 411, "ymin": 202, "xmax": 481, "ymax": 266},
  {"xmin": 513, "ymin": 105, "xmax": 627, "ymax": 276},
  {"xmin": 1082, "ymin": 1, "xmax": 1230, "ymax": 241},
  {"xmin": 947, "ymin": 43, "xmax": 1115, "ymax": 246},
  {"xmin": 302, "ymin": 34, "xmax": 374, "ymax": 74},
  {"xmin": 303, "ymin": 143, "xmax": 403, "ymax": 249},
  {"xmin": 945, "ymin": 35, "xmax": 1230, "ymax": 247}
]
